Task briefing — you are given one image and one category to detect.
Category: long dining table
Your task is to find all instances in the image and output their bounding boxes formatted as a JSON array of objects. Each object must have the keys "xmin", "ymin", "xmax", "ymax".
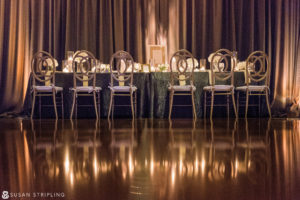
[{"xmin": 23, "ymin": 71, "xmax": 253, "ymax": 118}]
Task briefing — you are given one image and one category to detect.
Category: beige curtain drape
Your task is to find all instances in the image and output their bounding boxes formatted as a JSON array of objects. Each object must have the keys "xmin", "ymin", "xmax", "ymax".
[{"xmin": 0, "ymin": 0, "xmax": 299, "ymax": 116}]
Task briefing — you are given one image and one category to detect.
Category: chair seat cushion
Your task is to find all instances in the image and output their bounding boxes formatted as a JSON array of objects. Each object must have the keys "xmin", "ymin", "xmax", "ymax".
[
  {"xmin": 168, "ymin": 85, "xmax": 196, "ymax": 92},
  {"xmin": 109, "ymin": 86, "xmax": 137, "ymax": 92},
  {"xmin": 236, "ymin": 85, "xmax": 268, "ymax": 91},
  {"xmin": 70, "ymin": 86, "xmax": 102, "ymax": 93},
  {"xmin": 203, "ymin": 85, "xmax": 233, "ymax": 91},
  {"xmin": 33, "ymin": 86, "xmax": 63, "ymax": 92}
]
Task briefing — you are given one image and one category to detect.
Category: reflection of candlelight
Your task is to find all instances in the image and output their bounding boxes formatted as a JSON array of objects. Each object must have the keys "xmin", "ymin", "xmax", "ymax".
[
  {"xmin": 179, "ymin": 160, "xmax": 183, "ymax": 174},
  {"xmin": 93, "ymin": 155, "xmax": 98, "ymax": 177},
  {"xmin": 201, "ymin": 159, "xmax": 206, "ymax": 174},
  {"xmin": 64, "ymin": 151, "xmax": 70, "ymax": 173},
  {"xmin": 150, "ymin": 159, "xmax": 154, "ymax": 176},
  {"xmin": 171, "ymin": 166, "xmax": 176, "ymax": 185},
  {"xmin": 235, "ymin": 159, "xmax": 239, "ymax": 177},
  {"xmin": 194, "ymin": 159, "xmax": 199, "ymax": 175},
  {"xmin": 129, "ymin": 153, "xmax": 134, "ymax": 176},
  {"xmin": 70, "ymin": 171, "xmax": 74, "ymax": 186}
]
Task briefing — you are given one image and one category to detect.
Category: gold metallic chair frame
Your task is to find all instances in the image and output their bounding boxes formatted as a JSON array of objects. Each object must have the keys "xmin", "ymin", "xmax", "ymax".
[
  {"xmin": 108, "ymin": 50, "xmax": 137, "ymax": 119},
  {"xmin": 209, "ymin": 50, "xmax": 236, "ymax": 85},
  {"xmin": 70, "ymin": 50, "xmax": 101, "ymax": 119},
  {"xmin": 236, "ymin": 51, "xmax": 271, "ymax": 117},
  {"xmin": 204, "ymin": 49, "xmax": 237, "ymax": 118},
  {"xmin": 245, "ymin": 52, "xmax": 270, "ymax": 84},
  {"xmin": 170, "ymin": 49, "xmax": 195, "ymax": 81},
  {"xmin": 109, "ymin": 51, "xmax": 134, "ymax": 85},
  {"xmin": 31, "ymin": 51, "xmax": 63, "ymax": 119},
  {"xmin": 31, "ymin": 52, "xmax": 56, "ymax": 83},
  {"xmin": 169, "ymin": 49, "xmax": 197, "ymax": 119},
  {"xmin": 72, "ymin": 50, "xmax": 97, "ymax": 84}
]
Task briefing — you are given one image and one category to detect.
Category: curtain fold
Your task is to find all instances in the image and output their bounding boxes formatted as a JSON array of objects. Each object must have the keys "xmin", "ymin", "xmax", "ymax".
[{"xmin": 0, "ymin": 0, "xmax": 299, "ymax": 115}]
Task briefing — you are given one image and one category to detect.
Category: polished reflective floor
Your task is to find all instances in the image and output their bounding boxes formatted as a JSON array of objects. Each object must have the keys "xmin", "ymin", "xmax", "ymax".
[{"xmin": 0, "ymin": 118, "xmax": 300, "ymax": 200}]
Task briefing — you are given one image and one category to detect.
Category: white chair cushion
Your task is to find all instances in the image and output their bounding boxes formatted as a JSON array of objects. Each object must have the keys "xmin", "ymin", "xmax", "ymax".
[
  {"xmin": 168, "ymin": 85, "xmax": 196, "ymax": 92},
  {"xmin": 236, "ymin": 85, "xmax": 268, "ymax": 91},
  {"xmin": 203, "ymin": 85, "xmax": 233, "ymax": 91},
  {"xmin": 109, "ymin": 86, "xmax": 137, "ymax": 93},
  {"xmin": 71, "ymin": 86, "xmax": 102, "ymax": 93},
  {"xmin": 33, "ymin": 86, "xmax": 63, "ymax": 92}
]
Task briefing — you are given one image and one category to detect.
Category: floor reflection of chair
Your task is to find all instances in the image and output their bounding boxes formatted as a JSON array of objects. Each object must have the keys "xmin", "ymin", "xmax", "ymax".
[
  {"xmin": 71, "ymin": 119, "xmax": 101, "ymax": 148},
  {"xmin": 31, "ymin": 119, "xmax": 61, "ymax": 180},
  {"xmin": 169, "ymin": 119, "xmax": 196, "ymax": 179},
  {"xmin": 235, "ymin": 119, "xmax": 270, "ymax": 184},
  {"xmin": 109, "ymin": 119, "xmax": 137, "ymax": 182},
  {"xmin": 31, "ymin": 119, "xmax": 60, "ymax": 151},
  {"xmin": 204, "ymin": 119, "xmax": 236, "ymax": 180},
  {"xmin": 109, "ymin": 119, "xmax": 137, "ymax": 149},
  {"xmin": 169, "ymin": 119, "xmax": 196, "ymax": 150},
  {"xmin": 69, "ymin": 119, "xmax": 101, "ymax": 182}
]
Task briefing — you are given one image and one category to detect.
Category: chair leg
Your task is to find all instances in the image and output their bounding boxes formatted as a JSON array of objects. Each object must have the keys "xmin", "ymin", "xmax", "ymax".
[
  {"xmin": 108, "ymin": 91, "xmax": 113, "ymax": 119},
  {"xmin": 210, "ymin": 91, "xmax": 214, "ymax": 119},
  {"xmin": 31, "ymin": 90, "xmax": 37, "ymax": 119},
  {"xmin": 227, "ymin": 94, "xmax": 230, "ymax": 118},
  {"xmin": 93, "ymin": 91, "xmax": 98, "ymax": 119},
  {"xmin": 231, "ymin": 91, "xmax": 238, "ymax": 118},
  {"xmin": 169, "ymin": 91, "xmax": 174, "ymax": 119},
  {"xmin": 130, "ymin": 92, "xmax": 135, "ymax": 118},
  {"xmin": 112, "ymin": 96, "xmax": 115, "ymax": 119},
  {"xmin": 265, "ymin": 89, "xmax": 272, "ymax": 118},
  {"xmin": 39, "ymin": 95, "xmax": 42, "ymax": 119},
  {"xmin": 191, "ymin": 91, "xmax": 196, "ymax": 118},
  {"xmin": 61, "ymin": 91, "xmax": 64, "ymax": 119},
  {"xmin": 245, "ymin": 90, "xmax": 249, "ymax": 118},
  {"xmin": 97, "ymin": 92, "xmax": 101, "ymax": 118},
  {"xmin": 258, "ymin": 95, "xmax": 261, "ymax": 117},
  {"xmin": 52, "ymin": 90, "xmax": 58, "ymax": 119},
  {"xmin": 134, "ymin": 91, "xmax": 137, "ymax": 118},
  {"xmin": 70, "ymin": 91, "xmax": 76, "ymax": 119},
  {"xmin": 204, "ymin": 91, "xmax": 207, "ymax": 118},
  {"xmin": 237, "ymin": 91, "xmax": 239, "ymax": 115}
]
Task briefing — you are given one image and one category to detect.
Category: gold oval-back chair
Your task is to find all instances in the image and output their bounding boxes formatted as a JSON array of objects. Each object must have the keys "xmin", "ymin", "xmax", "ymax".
[
  {"xmin": 31, "ymin": 51, "xmax": 63, "ymax": 119},
  {"xmin": 70, "ymin": 50, "xmax": 101, "ymax": 119},
  {"xmin": 168, "ymin": 49, "xmax": 197, "ymax": 119},
  {"xmin": 236, "ymin": 51, "xmax": 271, "ymax": 117},
  {"xmin": 108, "ymin": 50, "xmax": 137, "ymax": 119},
  {"xmin": 203, "ymin": 49, "xmax": 237, "ymax": 118}
]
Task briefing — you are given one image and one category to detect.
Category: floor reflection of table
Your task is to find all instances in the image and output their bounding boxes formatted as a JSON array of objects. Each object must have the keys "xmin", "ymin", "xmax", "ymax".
[{"xmin": 23, "ymin": 72, "xmax": 246, "ymax": 118}]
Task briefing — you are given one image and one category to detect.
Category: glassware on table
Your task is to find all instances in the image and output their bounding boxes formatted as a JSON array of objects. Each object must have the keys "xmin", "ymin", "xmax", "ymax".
[
  {"xmin": 232, "ymin": 51, "xmax": 238, "ymax": 70},
  {"xmin": 199, "ymin": 59, "xmax": 206, "ymax": 71}
]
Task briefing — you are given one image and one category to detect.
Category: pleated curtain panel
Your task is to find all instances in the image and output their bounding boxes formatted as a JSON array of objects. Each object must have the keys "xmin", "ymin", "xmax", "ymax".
[{"xmin": 0, "ymin": 0, "xmax": 299, "ymax": 116}]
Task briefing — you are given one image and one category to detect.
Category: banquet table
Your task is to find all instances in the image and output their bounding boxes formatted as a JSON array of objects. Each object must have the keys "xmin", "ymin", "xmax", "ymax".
[{"xmin": 23, "ymin": 71, "xmax": 252, "ymax": 118}]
